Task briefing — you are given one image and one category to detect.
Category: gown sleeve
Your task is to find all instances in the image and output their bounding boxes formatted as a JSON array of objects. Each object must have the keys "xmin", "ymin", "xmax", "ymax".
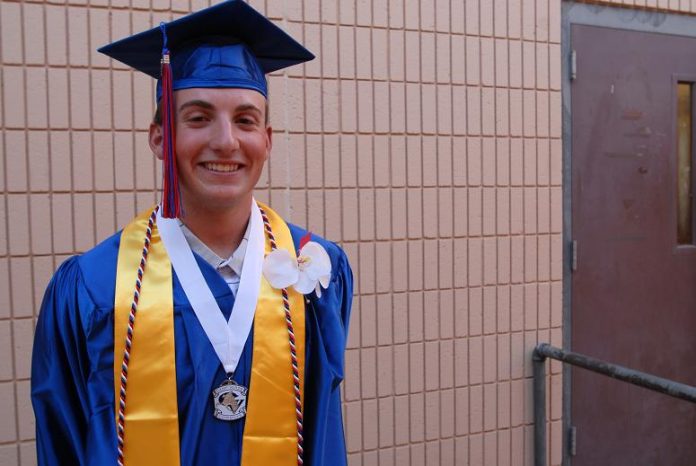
[
  {"xmin": 304, "ymin": 244, "xmax": 354, "ymax": 466},
  {"xmin": 31, "ymin": 257, "xmax": 93, "ymax": 466}
]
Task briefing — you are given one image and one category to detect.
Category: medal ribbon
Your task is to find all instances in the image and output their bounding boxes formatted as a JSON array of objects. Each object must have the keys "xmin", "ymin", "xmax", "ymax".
[
  {"xmin": 156, "ymin": 201, "xmax": 264, "ymax": 375},
  {"xmin": 114, "ymin": 202, "xmax": 305, "ymax": 466},
  {"xmin": 114, "ymin": 208, "xmax": 180, "ymax": 466}
]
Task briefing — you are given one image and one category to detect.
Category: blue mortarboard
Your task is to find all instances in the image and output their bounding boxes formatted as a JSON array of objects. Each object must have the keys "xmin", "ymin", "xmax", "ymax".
[
  {"xmin": 97, "ymin": 1, "xmax": 314, "ymax": 218},
  {"xmin": 98, "ymin": 0, "xmax": 314, "ymax": 99}
]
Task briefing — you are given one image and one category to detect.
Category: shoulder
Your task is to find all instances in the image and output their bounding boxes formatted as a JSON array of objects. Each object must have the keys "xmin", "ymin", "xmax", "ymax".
[
  {"xmin": 79, "ymin": 229, "xmax": 122, "ymax": 266},
  {"xmin": 287, "ymin": 223, "xmax": 350, "ymax": 271},
  {"xmin": 68, "ymin": 230, "xmax": 122, "ymax": 309},
  {"xmin": 46, "ymin": 231, "xmax": 120, "ymax": 289},
  {"xmin": 36, "ymin": 231, "xmax": 122, "ymax": 344}
]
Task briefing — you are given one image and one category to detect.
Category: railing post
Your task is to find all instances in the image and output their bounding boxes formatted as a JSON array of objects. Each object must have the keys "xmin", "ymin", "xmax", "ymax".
[{"xmin": 533, "ymin": 348, "xmax": 547, "ymax": 466}]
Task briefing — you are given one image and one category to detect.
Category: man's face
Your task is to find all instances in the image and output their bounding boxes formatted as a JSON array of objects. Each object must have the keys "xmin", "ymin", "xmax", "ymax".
[{"xmin": 150, "ymin": 87, "xmax": 271, "ymax": 212}]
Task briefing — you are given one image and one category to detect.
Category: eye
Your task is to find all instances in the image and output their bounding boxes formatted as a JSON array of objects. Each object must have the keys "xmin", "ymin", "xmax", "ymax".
[
  {"xmin": 236, "ymin": 112, "xmax": 261, "ymax": 126},
  {"xmin": 187, "ymin": 113, "xmax": 209, "ymax": 123},
  {"xmin": 179, "ymin": 109, "xmax": 212, "ymax": 125},
  {"xmin": 237, "ymin": 117, "xmax": 255, "ymax": 125}
]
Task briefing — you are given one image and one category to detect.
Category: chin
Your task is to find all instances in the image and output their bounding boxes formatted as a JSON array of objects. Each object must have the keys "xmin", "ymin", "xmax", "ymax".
[{"xmin": 190, "ymin": 192, "xmax": 253, "ymax": 211}]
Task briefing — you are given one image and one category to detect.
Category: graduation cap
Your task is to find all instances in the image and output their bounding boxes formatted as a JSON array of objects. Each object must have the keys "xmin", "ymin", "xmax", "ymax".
[{"xmin": 98, "ymin": 0, "xmax": 314, "ymax": 218}]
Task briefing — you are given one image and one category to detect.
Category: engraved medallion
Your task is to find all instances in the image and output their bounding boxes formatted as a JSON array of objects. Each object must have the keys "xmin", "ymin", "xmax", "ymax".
[{"xmin": 213, "ymin": 378, "xmax": 248, "ymax": 421}]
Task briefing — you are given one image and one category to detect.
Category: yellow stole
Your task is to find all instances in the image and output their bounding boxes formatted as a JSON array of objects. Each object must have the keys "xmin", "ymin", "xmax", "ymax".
[{"xmin": 114, "ymin": 203, "xmax": 305, "ymax": 465}]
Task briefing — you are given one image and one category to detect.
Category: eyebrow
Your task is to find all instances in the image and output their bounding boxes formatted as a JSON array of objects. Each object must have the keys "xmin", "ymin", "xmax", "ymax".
[
  {"xmin": 178, "ymin": 100, "xmax": 262, "ymax": 115},
  {"xmin": 178, "ymin": 99, "xmax": 214, "ymax": 112},
  {"xmin": 235, "ymin": 103, "xmax": 263, "ymax": 115}
]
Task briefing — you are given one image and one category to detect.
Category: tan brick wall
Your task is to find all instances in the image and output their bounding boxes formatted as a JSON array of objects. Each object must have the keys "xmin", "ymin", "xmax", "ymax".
[{"xmin": 0, "ymin": 0, "xmax": 637, "ymax": 464}]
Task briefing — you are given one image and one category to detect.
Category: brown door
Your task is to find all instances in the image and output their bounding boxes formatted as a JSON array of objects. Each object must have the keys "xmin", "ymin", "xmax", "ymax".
[{"xmin": 571, "ymin": 24, "xmax": 696, "ymax": 465}]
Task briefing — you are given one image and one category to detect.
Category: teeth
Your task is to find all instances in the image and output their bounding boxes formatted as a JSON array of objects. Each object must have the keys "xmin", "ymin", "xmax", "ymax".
[{"xmin": 205, "ymin": 162, "xmax": 239, "ymax": 173}]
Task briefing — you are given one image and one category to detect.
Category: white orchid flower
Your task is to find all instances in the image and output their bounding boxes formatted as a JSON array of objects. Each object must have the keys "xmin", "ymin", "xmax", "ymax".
[{"xmin": 263, "ymin": 240, "xmax": 332, "ymax": 297}]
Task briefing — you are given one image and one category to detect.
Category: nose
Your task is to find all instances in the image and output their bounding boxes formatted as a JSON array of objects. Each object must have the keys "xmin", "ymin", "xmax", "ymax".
[{"xmin": 209, "ymin": 119, "xmax": 239, "ymax": 155}]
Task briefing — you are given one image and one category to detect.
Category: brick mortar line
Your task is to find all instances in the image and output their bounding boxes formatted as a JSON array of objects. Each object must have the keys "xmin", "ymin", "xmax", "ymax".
[
  {"xmin": 4, "ymin": 66, "xmax": 562, "ymax": 81},
  {"xmin": 0, "ymin": 128, "xmax": 567, "ymax": 140},
  {"xmin": 445, "ymin": 17, "xmax": 457, "ymax": 449},
  {"xmin": 342, "ymin": 333, "xmax": 564, "ymax": 352},
  {"xmin": 383, "ymin": 0, "xmax": 399, "ymax": 458},
  {"xmin": 106, "ymin": 0, "xmax": 124, "ymax": 252},
  {"xmin": 0, "ymin": 438, "xmax": 36, "ymax": 444},
  {"xmin": 341, "ymin": 378, "xmax": 559, "ymax": 398},
  {"xmin": 0, "ymin": 127, "xmax": 567, "ymax": 141},
  {"xmin": 0, "ymin": 0, "xmax": 580, "ymax": 36},
  {"xmin": 415, "ymin": 2, "xmax": 432, "ymax": 458},
  {"xmin": 490, "ymin": 2, "xmax": 507, "ymax": 460},
  {"xmin": 463, "ymin": 1, "xmax": 476, "ymax": 457},
  {"xmin": 475, "ymin": 2, "xmax": 487, "ymax": 462},
  {"xmin": 13, "ymin": 2, "xmax": 31, "ymax": 462},
  {"xmin": 39, "ymin": 0, "xmax": 56, "ymax": 319},
  {"xmin": 0, "ymin": 62, "xmax": 565, "ymax": 91},
  {"xmin": 357, "ymin": 4, "xmax": 377, "ymax": 456},
  {"xmin": 3, "ymin": 188, "xmax": 162, "ymax": 194},
  {"xmin": 0, "ymin": 376, "xmax": 30, "ymax": 382},
  {"xmin": 340, "ymin": 10, "xmax": 367, "ymax": 457},
  {"xmin": 345, "ymin": 429, "xmax": 549, "ymax": 455},
  {"xmin": 0, "ymin": 243, "xmax": 567, "ymax": 259},
  {"xmin": 503, "ymin": 3, "xmax": 516, "ymax": 462}
]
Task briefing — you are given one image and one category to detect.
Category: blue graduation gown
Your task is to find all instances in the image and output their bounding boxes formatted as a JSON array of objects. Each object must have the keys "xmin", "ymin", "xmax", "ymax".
[{"xmin": 31, "ymin": 223, "xmax": 353, "ymax": 466}]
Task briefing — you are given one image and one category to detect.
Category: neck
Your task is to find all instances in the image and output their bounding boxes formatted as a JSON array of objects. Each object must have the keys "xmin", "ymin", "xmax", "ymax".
[{"xmin": 179, "ymin": 200, "xmax": 252, "ymax": 258}]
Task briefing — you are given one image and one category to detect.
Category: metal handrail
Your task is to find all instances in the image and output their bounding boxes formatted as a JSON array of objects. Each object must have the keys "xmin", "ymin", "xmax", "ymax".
[{"xmin": 533, "ymin": 343, "xmax": 696, "ymax": 466}]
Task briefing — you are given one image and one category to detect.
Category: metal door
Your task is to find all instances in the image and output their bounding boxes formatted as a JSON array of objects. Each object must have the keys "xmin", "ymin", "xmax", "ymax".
[{"xmin": 571, "ymin": 24, "xmax": 696, "ymax": 465}]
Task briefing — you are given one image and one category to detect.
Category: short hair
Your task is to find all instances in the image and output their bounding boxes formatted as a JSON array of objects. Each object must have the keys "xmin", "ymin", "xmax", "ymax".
[{"xmin": 152, "ymin": 98, "xmax": 270, "ymax": 126}]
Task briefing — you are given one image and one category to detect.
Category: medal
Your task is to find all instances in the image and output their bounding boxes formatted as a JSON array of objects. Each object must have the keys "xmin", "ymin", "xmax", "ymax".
[{"xmin": 213, "ymin": 375, "xmax": 248, "ymax": 421}]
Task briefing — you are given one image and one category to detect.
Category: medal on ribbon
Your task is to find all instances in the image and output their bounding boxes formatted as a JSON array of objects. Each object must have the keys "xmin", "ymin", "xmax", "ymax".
[
  {"xmin": 157, "ymin": 201, "xmax": 264, "ymax": 422},
  {"xmin": 213, "ymin": 375, "xmax": 248, "ymax": 421}
]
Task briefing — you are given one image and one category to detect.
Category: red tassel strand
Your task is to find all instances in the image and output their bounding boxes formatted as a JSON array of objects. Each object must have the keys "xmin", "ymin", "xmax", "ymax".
[{"xmin": 160, "ymin": 51, "xmax": 181, "ymax": 218}]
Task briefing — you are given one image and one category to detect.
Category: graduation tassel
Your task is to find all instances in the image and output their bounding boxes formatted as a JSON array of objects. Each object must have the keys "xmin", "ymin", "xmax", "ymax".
[{"xmin": 159, "ymin": 23, "xmax": 182, "ymax": 218}]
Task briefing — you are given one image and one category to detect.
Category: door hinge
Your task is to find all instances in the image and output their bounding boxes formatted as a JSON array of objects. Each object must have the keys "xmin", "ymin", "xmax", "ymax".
[
  {"xmin": 570, "ymin": 50, "xmax": 577, "ymax": 81},
  {"xmin": 570, "ymin": 240, "xmax": 578, "ymax": 272},
  {"xmin": 568, "ymin": 425, "xmax": 578, "ymax": 456}
]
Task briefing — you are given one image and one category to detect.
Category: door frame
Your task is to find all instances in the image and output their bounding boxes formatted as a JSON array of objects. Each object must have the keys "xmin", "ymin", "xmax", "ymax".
[{"xmin": 561, "ymin": 2, "xmax": 696, "ymax": 464}]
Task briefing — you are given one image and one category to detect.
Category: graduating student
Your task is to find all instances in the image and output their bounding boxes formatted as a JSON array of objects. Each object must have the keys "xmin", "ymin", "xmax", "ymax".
[{"xmin": 30, "ymin": 2, "xmax": 352, "ymax": 465}]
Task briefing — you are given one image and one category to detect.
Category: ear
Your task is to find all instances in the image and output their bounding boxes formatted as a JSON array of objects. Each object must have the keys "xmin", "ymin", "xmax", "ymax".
[
  {"xmin": 264, "ymin": 125, "xmax": 273, "ymax": 161},
  {"xmin": 149, "ymin": 123, "xmax": 164, "ymax": 160}
]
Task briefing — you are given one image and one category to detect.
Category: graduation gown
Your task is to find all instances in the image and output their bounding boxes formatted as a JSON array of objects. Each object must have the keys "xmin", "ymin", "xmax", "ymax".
[{"xmin": 31, "ymin": 222, "xmax": 353, "ymax": 466}]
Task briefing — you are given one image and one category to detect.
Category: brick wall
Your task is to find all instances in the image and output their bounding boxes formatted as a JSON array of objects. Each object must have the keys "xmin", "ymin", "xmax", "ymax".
[{"xmin": 0, "ymin": 0, "xmax": 590, "ymax": 464}]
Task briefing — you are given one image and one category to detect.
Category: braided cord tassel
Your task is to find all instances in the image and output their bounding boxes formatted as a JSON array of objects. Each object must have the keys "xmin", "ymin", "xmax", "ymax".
[
  {"xmin": 159, "ymin": 23, "xmax": 182, "ymax": 218},
  {"xmin": 116, "ymin": 207, "xmax": 158, "ymax": 466},
  {"xmin": 258, "ymin": 206, "xmax": 304, "ymax": 466}
]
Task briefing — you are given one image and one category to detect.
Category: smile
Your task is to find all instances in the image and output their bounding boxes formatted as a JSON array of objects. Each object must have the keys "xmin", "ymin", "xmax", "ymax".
[{"xmin": 203, "ymin": 162, "xmax": 241, "ymax": 173}]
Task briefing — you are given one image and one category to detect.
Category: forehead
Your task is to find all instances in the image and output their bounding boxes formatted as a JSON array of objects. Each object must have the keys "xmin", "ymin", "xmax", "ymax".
[{"xmin": 174, "ymin": 87, "xmax": 267, "ymax": 110}]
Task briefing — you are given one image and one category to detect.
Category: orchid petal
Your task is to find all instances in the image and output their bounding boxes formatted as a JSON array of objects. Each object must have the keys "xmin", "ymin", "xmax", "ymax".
[
  {"xmin": 294, "ymin": 269, "xmax": 317, "ymax": 294},
  {"xmin": 262, "ymin": 249, "xmax": 298, "ymax": 289},
  {"xmin": 318, "ymin": 274, "xmax": 330, "ymax": 289},
  {"xmin": 314, "ymin": 283, "xmax": 323, "ymax": 298},
  {"xmin": 299, "ymin": 241, "xmax": 332, "ymax": 281}
]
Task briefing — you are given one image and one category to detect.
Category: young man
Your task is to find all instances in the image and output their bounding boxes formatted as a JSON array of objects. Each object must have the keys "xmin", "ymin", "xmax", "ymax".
[{"xmin": 30, "ymin": 2, "xmax": 353, "ymax": 465}]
